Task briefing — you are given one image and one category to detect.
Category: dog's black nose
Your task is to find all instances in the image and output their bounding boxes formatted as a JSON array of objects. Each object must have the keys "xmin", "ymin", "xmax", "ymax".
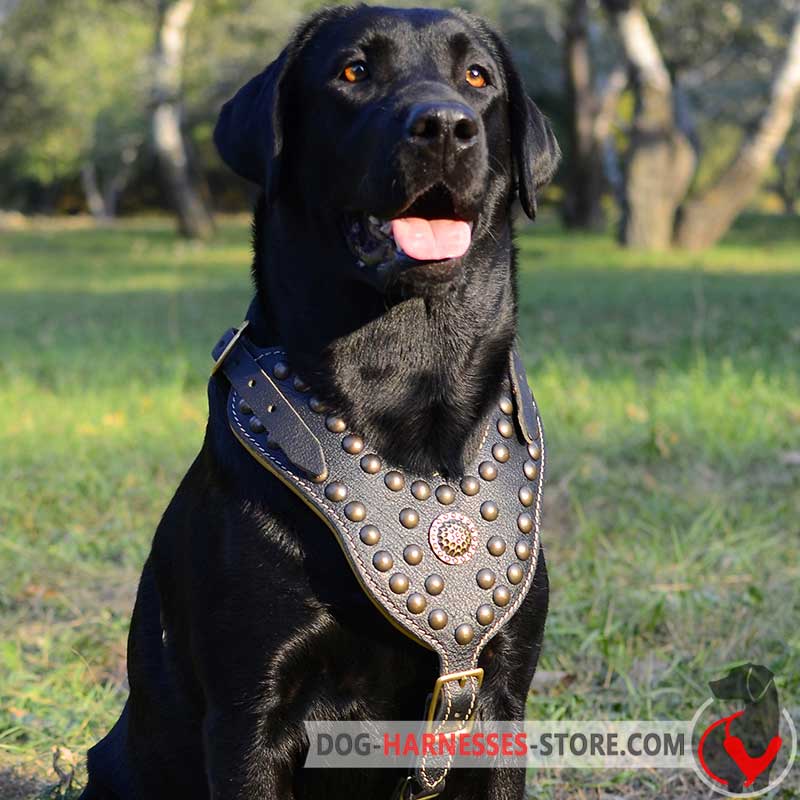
[{"xmin": 405, "ymin": 102, "xmax": 479, "ymax": 152}]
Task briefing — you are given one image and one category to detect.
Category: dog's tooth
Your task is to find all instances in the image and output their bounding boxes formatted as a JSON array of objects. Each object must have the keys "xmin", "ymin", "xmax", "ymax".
[{"xmin": 379, "ymin": 221, "xmax": 392, "ymax": 236}]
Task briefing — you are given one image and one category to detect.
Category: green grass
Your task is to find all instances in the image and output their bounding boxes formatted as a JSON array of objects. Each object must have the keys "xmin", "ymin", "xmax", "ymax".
[{"xmin": 1, "ymin": 213, "xmax": 799, "ymax": 798}]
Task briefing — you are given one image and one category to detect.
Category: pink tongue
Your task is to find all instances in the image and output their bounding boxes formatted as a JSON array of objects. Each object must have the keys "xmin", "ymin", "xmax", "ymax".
[{"xmin": 391, "ymin": 218, "xmax": 471, "ymax": 261}]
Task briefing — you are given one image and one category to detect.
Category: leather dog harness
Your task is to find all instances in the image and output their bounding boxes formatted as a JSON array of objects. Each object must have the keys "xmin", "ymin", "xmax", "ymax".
[{"xmin": 211, "ymin": 314, "xmax": 545, "ymax": 800}]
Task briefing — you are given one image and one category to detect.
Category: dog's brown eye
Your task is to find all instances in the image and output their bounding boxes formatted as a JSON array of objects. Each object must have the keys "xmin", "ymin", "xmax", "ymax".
[
  {"xmin": 465, "ymin": 65, "xmax": 488, "ymax": 88},
  {"xmin": 341, "ymin": 61, "xmax": 369, "ymax": 83}
]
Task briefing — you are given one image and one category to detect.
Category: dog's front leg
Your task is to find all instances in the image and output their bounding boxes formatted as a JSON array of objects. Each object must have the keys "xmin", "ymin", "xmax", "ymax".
[{"xmin": 203, "ymin": 707, "xmax": 305, "ymax": 800}]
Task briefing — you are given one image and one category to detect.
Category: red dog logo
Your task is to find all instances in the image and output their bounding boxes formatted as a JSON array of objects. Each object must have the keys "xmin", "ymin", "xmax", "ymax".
[{"xmin": 696, "ymin": 664, "xmax": 784, "ymax": 794}]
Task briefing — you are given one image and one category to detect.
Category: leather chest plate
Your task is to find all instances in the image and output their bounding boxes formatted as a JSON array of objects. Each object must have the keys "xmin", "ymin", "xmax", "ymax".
[{"xmin": 217, "ymin": 340, "xmax": 545, "ymax": 675}]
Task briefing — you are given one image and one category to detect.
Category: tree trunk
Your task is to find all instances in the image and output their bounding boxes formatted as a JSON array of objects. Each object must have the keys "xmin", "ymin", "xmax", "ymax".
[
  {"xmin": 595, "ymin": 67, "xmax": 628, "ymax": 215},
  {"xmin": 81, "ymin": 161, "xmax": 111, "ymax": 221},
  {"xmin": 562, "ymin": 0, "xmax": 606, "ymax": 230},
  {"xmin": 603, "ymin": 1, "xmax": 695, "ymax": 249},
  {"xmin": 103, "ymin": 139, "xmax": 142, "ymax": 218},
  {"xmin": 775, "ymin": 146, "xmax": 798, "ymax": 215},
  {"xmin": 675, "ymin": 11, "xmax": 800, "ymax": 249},
  {"xmin": 151, "ymin": 0, "xmax": 214, "ymax": 240}
]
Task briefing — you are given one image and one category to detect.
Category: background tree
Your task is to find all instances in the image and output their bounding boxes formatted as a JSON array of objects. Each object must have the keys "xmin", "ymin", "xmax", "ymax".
[
  {"xmin": 151, "ymin": 0, "xmax": 214, "ymax": 239},
  {"xmin": 674, "ymin": 9, "xmax": 800, "ymax": 248},
  {"xmin": 0, "ymin": 0, "xmax": 150, "ymax": 215},
  {"xmin": 773, "ymin": 125, "xmax": 800, "ymax": 213},
  {"xmin": 601, "ymin": 0, "xmax": 696, "ymax": 247},
  {"xmin": 562, "ymin": 0, "xmax": 627, "ymax": 229},
  {"xmin": 1, "ymin": 0, "xmax": 798, "ymax": 249},
  {"xmin": 603, "ymin": 0, "xmax": 800, "ymax": 249}
]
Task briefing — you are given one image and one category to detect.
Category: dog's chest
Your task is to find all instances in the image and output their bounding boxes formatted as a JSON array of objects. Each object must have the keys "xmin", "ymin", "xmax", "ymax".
[{"xmin": 212, "ymin": 329, "xmax": 544, "ymax": 677}]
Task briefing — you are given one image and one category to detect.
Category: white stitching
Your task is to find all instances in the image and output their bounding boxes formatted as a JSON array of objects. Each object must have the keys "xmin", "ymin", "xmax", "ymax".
[{"xmin": 418, "ymin": 675, "xmax": 479, "ymax": 789}]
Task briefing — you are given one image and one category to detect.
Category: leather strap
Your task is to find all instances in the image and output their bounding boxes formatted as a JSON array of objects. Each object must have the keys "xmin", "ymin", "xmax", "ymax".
[
  {"xmin": 211, "ymin": 325, "xmax": 328, "ymax": 482},
  {"xmin": 509, "ymin": 346, "xmax": 537, "ymax": 446}
]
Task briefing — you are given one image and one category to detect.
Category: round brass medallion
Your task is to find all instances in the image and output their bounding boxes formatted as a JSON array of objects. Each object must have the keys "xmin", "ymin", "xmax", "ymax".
[{"xmin": 429, "ymin": 511, "xmax": 479, "ymax": 565}]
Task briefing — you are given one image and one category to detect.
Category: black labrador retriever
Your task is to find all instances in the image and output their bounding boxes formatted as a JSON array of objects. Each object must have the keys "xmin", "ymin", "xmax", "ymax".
[{"xmin": 81, "ymin": 6, "xmax": 559, "ymax": 799}]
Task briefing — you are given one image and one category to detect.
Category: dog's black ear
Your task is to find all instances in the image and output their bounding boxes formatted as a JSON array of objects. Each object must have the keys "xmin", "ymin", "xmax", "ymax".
[
  {"xmin": 214, "ymin": 51, "xmax": 290, "ymax": 202},
  {"xmin": 495, "ymin": 36, "xmax": 561, "ymax": 219}
]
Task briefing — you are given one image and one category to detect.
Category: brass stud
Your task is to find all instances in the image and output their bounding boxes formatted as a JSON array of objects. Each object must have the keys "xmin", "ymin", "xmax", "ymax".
[
  {"xmin": 507, "ymin": 564, "xmax": 524, "ymax": 585},
  {"xmin": 273, "ymin": 361, "xmax": 290, "ymax": 380},
  {"xmin": 428, "ymin": 609, "xmax": 448, "ymax": 631},
  {"xmin": 385, "ymin": 471, "xmax": 405, "ymax": 492},
  {"xmin": 523, "ymin": 460, "xmax": 539, "ymax": 480},
  {"xmin": 403, "ymin": 544, "xmax": 423, "ymax": 566},
  {"xmin": 308, "ymin": 396, "xmax": 327, "ymax": 413},
  {"xmin": 454, "ymin": 624, "xmax": 474, "ymax": 645},
  {"xmin": 517, "ymin": 512, "xmax": 533, "ymax": 534},
  {"xmin": 399, "ymin": 508, "xmax": 419, "ymax": 529},
  {"xmin": 360, "ymin": 454, "xmax": 382, "ymax": 474},
  {"xmin": 435, "ymin": 485, "xmax": 456, "ymax": 505},
  {"xmin": 499, "ymin": 395, "xmax": 513, "ymax": 415},
  {"xmin": 342, "ymin": 434, "xmax": 364, "ymax": 455},
  {"xmin": 360, "ymin": 525, "xmax": 380, "ymax": 545},
  {"xmin": 515, "ymin": 540, "xmax": 531, "ymax": 561},
  {"xmin": 324, "ymin": 482, "xmax": 347, "ymax": 502},
  {"xmin": 460, "ymin": 476, "xmax": 480, "ymax": 496},
  {"xmin": 425, "ymin": 574, "xmax": 444, "ymax": 595},
  {"xmin": 344, "ymin": 501, "xmax": 366, "ymax": 522},
  {"xmin": 492, "ymin": 443, "xmax": 510, "ymax": 463},
  {"xmin": 476, "ymin": 568, "xmax": 496, "ymax": 589},
  {"xmin": 326, "ymin": 415, "xmax": 347, "ymax": 433},
  {"xmin": 407, "ymin": 593, "xmax": 426, "ymax": 614},
  {"xmin": 249, "ymin": 416, "xmax": 265, "ymax": 433},
  {"xmin": 487, "ymin": 536, "xmax": 506, "ymax": 557},
  {"xmin": 373, "ymin": 551, "xmax": 393, "ymax": 572},
  {"xmin": 238, "ymin": 399, "xmax": 252, "ymax": 415},
  {"xmin": 480, "ymin": 501, "xmax": 499, "ymax": 522},
  {"xmin": 493, "ymin": 586, "xmax": 511, "ymax": 607},
  {"xmin": 519, "ymin": 486, "xmax": 534, "ymax": 507},
  {"xmin": 479, "ymin": 461, "xmax": 498, "ymax": 481},
  {"xmin": 293, "ymin": 375, "xmax": 310, "ymax": 392},
  {"xmin": 411, "ymin": 480, "xmax": 431, "ymax": 501},
  {"xmin": 528, "ymin": 442, "xmax": 541, "ymax": 460},
  {"xmin": 497, "ymin": 418, "xmax": 513, "ymax": 438},
  {"xmin": 389, "ymin": 573, "xmax": 409, "ymax": 594},
  {"xmin": 476, "ymin": 604, "xmax": 495, "ymax": 625}
]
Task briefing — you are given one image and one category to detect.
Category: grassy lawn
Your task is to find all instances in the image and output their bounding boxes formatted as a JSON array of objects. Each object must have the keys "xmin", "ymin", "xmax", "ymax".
[{"xmin": 1, "ymin": 214, "xmax": 798, "ymax": 798}]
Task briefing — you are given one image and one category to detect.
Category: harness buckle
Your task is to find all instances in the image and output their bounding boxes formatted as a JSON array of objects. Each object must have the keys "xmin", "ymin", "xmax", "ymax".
[
  {"xmin": 210, "ymin": 320, "xmax": 250, "ymax": 376},
  {"xmin": 425, "ymin": 667, "xmax": 484, "ymax": 735},
  {"xmin": 393, "ymin": 776, "xmax": 442, "ymax": 800}
]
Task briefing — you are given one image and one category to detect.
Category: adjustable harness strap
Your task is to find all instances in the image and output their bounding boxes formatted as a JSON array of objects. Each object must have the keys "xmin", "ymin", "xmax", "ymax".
[{"xmin": 212, "ymin": 324, "xmax": 328, "ymax": 482}]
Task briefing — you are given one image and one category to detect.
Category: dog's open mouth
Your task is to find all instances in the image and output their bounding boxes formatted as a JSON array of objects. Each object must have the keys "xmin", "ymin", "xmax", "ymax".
[{"xmin": 344, "ymin": 184, "xmax": 475, "ymax": 271}]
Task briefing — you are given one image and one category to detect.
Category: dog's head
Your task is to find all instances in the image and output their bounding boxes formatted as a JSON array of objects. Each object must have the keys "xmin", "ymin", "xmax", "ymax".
[
  {"xmin": 215, "ymin": 5, "xmax": 559, "ymax": 292},
  {"xmin": 709, "ymin": 664, "xmax": 776, "ymax": 705}
]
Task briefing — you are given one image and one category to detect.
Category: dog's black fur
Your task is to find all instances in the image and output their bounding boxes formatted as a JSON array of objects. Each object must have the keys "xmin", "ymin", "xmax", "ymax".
[{"xmin": 81, "ymin": 6, "xmax": 559, "ymax": 799}]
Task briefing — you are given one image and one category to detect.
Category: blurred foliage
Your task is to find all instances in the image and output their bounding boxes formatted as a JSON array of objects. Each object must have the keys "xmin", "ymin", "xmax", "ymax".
[
  {"xmin": 0, "ymin": 1, "xmax": 151, "ymax": 189},
  {"xmin": 0, "ymin": 0, "xmax": 797, "ymax": 215}
]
